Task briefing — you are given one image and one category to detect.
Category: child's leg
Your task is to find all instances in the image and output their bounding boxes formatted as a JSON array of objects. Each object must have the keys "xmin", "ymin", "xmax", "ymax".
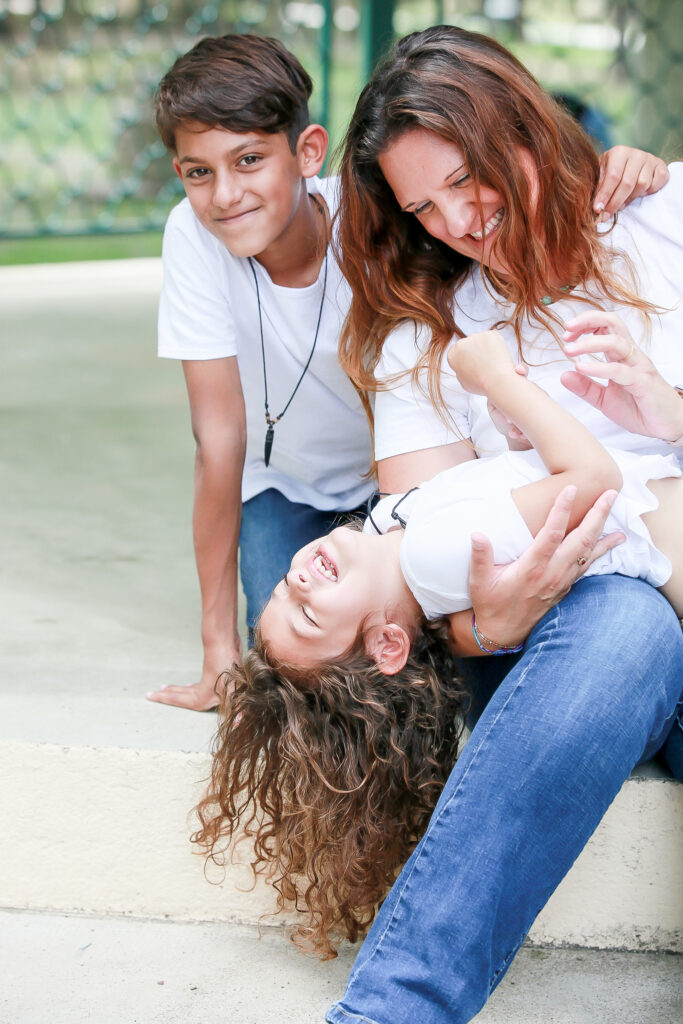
[
  {"xmin": 239, "ymin": 488, "xmax": 365, "ymax": 638},
  {"xmin": 643, "ymin": 477, "xmax": 683, "ymax": 616}
]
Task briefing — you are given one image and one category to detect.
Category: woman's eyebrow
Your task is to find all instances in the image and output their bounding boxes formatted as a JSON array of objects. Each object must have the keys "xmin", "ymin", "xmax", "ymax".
[
  {"xmin": 401, "ymin": 162, "xmax": 468, "ymax": 211},
  {"xmin": 444, "ymin": 163, "xmax": 467, "ymax": 182}
]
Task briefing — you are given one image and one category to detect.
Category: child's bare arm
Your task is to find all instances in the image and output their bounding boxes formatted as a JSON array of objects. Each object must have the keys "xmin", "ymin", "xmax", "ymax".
[
  {"xmin": 448, "ymin": 331, "xmax": 622, "ymax": 535},
  {"xmin": 147, "ymin": 357, "xmax": 246, "ymax": 710}
]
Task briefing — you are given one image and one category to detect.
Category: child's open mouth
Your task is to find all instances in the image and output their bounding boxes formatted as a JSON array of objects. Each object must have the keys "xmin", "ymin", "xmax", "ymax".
[{"xmin": 313, "ymin": 548, "xmax": 338, "ymax": 582}]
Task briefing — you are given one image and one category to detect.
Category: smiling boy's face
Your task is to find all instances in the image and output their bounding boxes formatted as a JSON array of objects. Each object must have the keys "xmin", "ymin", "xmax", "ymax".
[
  {"xmin": 173, "ymin": 123, "xmax": 315, "ymax": 260},
  {"xmin": 259, "ymin": 526, "xmax": 409, "ymax": 668}
]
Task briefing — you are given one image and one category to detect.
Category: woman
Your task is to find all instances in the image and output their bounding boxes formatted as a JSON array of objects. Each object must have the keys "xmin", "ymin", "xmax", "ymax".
[{"xmin": 324, "ymin": 25, "xmax": 683, "ymax": 1024}]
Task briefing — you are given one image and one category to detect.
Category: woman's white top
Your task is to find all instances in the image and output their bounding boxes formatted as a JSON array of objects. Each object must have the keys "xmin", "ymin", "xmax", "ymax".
[
  {"xmin": 158, "ymin": 176, "xmax": 373, "ymax": 510},
  {"xmin": 364, "ymin": 448, "xmax": 679, "ymax": 619},
  {"xmin": 374, "ymin": 163, "xmax": 683, "ymax": 471}
]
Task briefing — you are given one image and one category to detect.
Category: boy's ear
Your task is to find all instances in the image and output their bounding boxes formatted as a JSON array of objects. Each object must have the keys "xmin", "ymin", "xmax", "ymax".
[
  {"xmin": 365, "ymin": 623, "xmax": 411, "ymax": 676},
  {"xmin": 296, "ymin": 124, "xmax": 328, "ymax": 179},
  {"xmin": 172, "ymin": 157, "xmax": 182, "ymax": 181}
]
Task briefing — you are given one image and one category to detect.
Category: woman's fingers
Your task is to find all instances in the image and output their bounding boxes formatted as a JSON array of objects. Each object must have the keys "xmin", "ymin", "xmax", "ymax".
[
  {"xmin": 562, "ymin": 310, "xmax": 629, "ymax": 345},
  {"xmin": 596, "ymin": 148, "xmax": 668, "ymax": 215},
  {"xmin": 560, "ymin": 370, "xmax": 609, "ymax": 409},
  {"xmin": 557, "ymin": 489, "xmax": 622, "ymax": 561},
  {"xmin": 554, "ymin": 489, "xmax": 623, "ymax": 575},
  {"xmin": 468, "ymin": 532, "xmax": 496, "ymax": 587},
  {"xmin": 648, "ymin": 160, "xmax": 671, "ymax": 195},
  {"xmin": 570, "ymin": 360, "xmax": 638, "ymax": 384}
]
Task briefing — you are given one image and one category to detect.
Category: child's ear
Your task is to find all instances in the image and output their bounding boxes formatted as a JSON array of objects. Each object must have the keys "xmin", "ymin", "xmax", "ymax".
[
  {"xmin": 297, "ymin": 124, "xmax": 328, "ymax": 178},
  {"xmin": 366, "ymin": 623, "xmax": 411, "ymax": 676},
  {"xmin": 172, "ymin": 157, "xmax": 183, "ymax": 181}
]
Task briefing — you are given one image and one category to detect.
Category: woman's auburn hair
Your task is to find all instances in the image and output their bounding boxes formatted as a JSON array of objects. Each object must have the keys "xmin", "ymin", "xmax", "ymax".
[
  {"xmin": 192, "ymin": 620, "xmax": 468, "ymax": 958},
  {"xmin": 336, "ymin": 25, "xmax": 654, "ymax": 423}
]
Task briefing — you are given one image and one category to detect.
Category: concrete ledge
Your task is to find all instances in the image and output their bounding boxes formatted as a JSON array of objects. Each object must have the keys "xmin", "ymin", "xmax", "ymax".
[{"xmin": 2, "ymin": 739, "xmax": 681, "ymax": 951}]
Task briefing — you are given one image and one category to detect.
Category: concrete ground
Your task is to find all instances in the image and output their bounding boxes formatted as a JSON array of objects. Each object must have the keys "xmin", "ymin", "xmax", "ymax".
[
  {"xmin": 3, "ymin": 911, "xmax": 681, "ymax": 1024},
  {"xmin": 1, "ymin": 259, "xmax": 218, "ymax": 752},
  {"xmin": 2, "ymin": 260, "xmax": 681, "ymax": 1022}
]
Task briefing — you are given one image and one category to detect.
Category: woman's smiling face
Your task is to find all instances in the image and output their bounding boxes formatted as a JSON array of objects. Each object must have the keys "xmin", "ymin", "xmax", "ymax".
[
  {"xmin": 259, "ymin": 526, "xmax": 410, "ymax": 667},
  {"xmin": 378, "ymin": 128, "xmax": 509, "ymax": 273}
]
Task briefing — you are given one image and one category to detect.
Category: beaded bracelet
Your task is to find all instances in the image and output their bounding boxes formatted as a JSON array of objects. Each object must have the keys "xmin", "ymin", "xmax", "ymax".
[{"xmin": 471, "ymin": 614, "xmax": 524, "ymax": 656}]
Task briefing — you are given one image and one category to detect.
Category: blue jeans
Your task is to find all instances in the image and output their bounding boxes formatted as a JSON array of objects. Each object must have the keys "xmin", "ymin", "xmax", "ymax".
[
  {"xmin": 239, "ymin": 488, "xmax": 366, "ymax": 633},
  {"xmin": 325, "ymin": 575, "xmax": 683, "ymax": 1024}
]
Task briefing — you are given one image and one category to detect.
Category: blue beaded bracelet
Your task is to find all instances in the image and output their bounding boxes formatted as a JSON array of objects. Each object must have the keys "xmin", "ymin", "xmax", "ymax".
[{"xmin": 471, "ymin": 614, "xmax": 524, "ymax": 656}]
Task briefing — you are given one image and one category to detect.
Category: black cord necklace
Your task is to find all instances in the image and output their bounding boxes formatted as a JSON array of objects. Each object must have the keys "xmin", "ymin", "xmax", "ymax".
[
  {"xmin": 248, "ymin": 195, "xmax": 328, "ymax": 467},
  {"xmin": 366, "ymin": 488, "xmax": 420, "ymax": 534}
]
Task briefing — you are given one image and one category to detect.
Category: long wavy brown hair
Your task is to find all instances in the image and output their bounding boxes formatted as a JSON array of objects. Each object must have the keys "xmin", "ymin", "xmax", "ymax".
[
  {"xmin": 337, "ymin": 25, "xmax": 655, "ymax": 424},
  {"xmin": 193, "ymin": 619, "xmax": 468, "ymax": 958}
]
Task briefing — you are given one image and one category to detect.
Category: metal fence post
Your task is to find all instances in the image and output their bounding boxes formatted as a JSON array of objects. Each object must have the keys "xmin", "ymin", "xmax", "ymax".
[{"xmin": 361, "ymin": 0, "xmax": 396, "ymax": 79}]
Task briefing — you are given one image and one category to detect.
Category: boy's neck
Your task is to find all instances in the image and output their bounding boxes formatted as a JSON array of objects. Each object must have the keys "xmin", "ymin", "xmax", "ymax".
[{"xmin": 253, "ymin": 188, "xmax": 329, "ymax": 288}]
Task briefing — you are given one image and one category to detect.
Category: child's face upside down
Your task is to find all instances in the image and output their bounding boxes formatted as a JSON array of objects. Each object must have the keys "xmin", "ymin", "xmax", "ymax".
[{"xmin": 259, "ymin": 525, "xmax": 419, "ymax": 668}]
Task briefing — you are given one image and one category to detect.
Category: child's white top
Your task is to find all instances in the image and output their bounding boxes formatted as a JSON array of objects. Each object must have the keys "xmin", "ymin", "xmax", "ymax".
[
  {"xmin": 365, "ymin": 448, "xmax": 679, "ymax": 619},
  {"xmin": 158, "ymin": 176, "xmax": 373, "ymax": 510},
  {"xmin": 373, "ymin": 163, "xmax": 683, "ymax": 470}
]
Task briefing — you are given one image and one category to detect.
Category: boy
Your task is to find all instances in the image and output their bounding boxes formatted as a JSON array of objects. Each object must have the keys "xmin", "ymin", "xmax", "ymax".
[{"xmin": 147, "ymin": 35, "xmax": 373, "ymax": 710}]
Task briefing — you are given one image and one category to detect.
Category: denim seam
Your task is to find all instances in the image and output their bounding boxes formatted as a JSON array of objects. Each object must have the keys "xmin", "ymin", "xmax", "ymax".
[
  {"xmin": 345, "ymin": 602, "xmax": 563, "ymax": 998},
  {"xmin": 327, "ymin": 1007, "xmax": 383, "ymax": 1024}
]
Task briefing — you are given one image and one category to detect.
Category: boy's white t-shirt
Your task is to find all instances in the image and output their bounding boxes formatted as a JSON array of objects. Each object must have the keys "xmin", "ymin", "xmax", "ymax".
[
  {"xmin": 158, "ymin": 175, "xmax": 373, "ymax": 509},
  {"xmin": 364, "ymin": 448, "xmax": 679, "ymax": 619},
  {"xmin": 373, "ymin": 163, "xmax": 683, "ymax": 470}
]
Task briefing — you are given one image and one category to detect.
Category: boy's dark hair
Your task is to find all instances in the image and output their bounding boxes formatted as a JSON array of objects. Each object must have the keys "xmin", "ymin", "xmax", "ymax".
[{"xmin": 156, "ymin": 34, "xmax": 312, "ymax": 154}]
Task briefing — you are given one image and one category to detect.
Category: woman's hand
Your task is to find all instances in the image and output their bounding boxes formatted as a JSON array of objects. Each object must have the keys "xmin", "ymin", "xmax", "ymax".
[
  {"xmin": 561, "ymin": 310, "xmax": 683, "ymax": 444},
  {"xmin": 467, "ymin": 486, "xmax": 625, "ymax": 650},
  {"xmin": 448, "ymin": 330, "xmax": 515, "ymax": 395},
  {"xmin": 595, "ymin": 146, "xmax": 669, "ymax": 219}
]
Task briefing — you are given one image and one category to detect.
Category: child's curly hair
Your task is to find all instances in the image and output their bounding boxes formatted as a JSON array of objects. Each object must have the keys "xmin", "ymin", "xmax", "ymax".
[{"xmin": 192, "ymin": 618, "xmax": 468, "ymax": 958}]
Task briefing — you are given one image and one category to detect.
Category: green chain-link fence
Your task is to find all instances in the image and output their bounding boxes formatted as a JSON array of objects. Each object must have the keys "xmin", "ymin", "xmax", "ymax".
[{"xmin": 1, "ymin": 0, "xmax": 681, "ymax": 240}]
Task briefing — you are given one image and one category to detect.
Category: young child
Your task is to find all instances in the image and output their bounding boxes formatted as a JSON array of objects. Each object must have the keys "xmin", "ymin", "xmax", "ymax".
[
  {"xmin": 146, "ymin": 35, "xmax": 374, "ymax": 710},
  {"xmin": 192, "ymin": 312, "xmax": 681, "ymax": 957},
  {"xmin": 260, "ymin": 319, "xmax": 681, "ymax": 669}
]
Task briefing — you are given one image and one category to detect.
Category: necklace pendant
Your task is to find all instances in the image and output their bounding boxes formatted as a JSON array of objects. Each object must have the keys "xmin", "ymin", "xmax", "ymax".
[{"xmin": 264, "ymin": 423, "xmax": 275, "ymax": 467}]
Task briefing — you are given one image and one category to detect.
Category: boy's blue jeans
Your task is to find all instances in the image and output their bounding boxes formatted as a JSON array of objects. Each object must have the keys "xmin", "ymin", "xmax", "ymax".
[
  {"xmin": 239, "ymin": 487, "xmax": 366, "ymax": 633},
  {"xmin": 325, "ymin": 574, "xmax": 683, "ymax": 1024}
]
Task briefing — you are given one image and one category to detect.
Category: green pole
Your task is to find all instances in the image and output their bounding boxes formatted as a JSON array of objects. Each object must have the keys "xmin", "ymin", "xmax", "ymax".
[
  {"xmin": 319, "ymin": 0, "xmax": 333, "ymax": 130},
  {"xmin": 361, "ymin": 0, "xmax": 396, "ymax": 80}
]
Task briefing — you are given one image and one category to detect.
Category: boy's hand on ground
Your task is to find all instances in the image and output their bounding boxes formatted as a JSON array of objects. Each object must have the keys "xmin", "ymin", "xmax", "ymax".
[{"xmin": 146, "ymin": 643, "xmax": 241, "ymax": 711}]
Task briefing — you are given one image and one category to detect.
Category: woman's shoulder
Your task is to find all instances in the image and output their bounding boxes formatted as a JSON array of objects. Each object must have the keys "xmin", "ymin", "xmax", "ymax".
[
  {"xmin": 613, "ymin": 161, "xmax": 683, "ymax": 239},
  {"xmin": 375, "ymin": 321, "xmax": 433, "ymax": 377}
]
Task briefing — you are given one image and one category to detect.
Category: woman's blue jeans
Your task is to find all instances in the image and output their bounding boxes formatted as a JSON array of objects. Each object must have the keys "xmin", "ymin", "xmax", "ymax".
[{"xmin": 325, "ymin": 574, "xmax": 683, "ymax": 1024}]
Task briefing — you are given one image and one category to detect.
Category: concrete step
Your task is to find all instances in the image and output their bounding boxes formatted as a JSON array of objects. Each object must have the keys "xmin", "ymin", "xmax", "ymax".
[
  {"xmin": 3, "ymin": 910, "xmax": 681, "ymax": 1024},
  {"xmin": 1, "ymin": 711, "xmax": 681, "ymax": 952}
]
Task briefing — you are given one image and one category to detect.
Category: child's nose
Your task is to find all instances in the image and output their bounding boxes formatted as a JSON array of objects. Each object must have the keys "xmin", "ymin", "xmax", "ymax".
[
  {"xmin": 289, "ymin": 568, "xmax": 310, "ymax": 592},
  {"xmin": 213, "ymin": 171, "xmax": 243, "ymax": 208}
]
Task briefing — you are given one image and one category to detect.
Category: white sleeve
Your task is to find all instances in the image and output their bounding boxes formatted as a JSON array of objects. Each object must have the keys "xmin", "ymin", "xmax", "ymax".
[
  {"xmin": 373, "ymin": 322, "xmax": 472, "ymax": 461},
  {"xmin": 158, "ymin": 201, "xmax": 237, "ymax": 360}
]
